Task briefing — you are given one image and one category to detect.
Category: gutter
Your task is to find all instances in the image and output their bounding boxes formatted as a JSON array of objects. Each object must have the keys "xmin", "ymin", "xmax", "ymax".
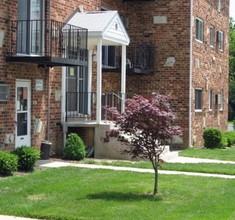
[{"xmin": 189, "ymin": 0, "xmax": 193, "ymax": 147}]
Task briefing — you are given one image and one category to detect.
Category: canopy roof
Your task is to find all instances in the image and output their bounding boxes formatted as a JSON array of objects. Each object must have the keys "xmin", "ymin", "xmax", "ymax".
[{"xmin": 67, "ymin": 10, "xmax": 130, "ymax": 49}]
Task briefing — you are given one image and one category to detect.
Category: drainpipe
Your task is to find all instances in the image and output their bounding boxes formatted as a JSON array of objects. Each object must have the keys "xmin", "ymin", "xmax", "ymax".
[
  {"xmin": 189, "ymin": 0, "xmax": 194, "ymax": 147},
  {"xmin": 46, "ymin": 67, "xmax": 50, "ymax": 141}
]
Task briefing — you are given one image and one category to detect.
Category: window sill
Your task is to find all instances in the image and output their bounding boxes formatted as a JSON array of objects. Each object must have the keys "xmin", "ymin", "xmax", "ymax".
[
  {"xmin": 195, "ymin": 110, "xmax": 203, "ymax": 112},
  {"xmin": 196, "ymin": 39, "xmax": 204, "ymax": 44}
]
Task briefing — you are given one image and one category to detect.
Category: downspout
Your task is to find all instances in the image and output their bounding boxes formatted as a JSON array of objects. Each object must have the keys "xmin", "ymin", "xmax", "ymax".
[
  {"xmin": 46, "ymin": 67, "xmax": 50, "ymax": 141},
  {"xmin": 189, "ymin": 0, "xmax": 193, "ymax": 147}
]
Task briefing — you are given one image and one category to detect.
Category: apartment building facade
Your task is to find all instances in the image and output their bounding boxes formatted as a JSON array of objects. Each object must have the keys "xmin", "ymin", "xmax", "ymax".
[{"xmin": 0, "ymin": 0, "xmax": 229, "ymax": 157}]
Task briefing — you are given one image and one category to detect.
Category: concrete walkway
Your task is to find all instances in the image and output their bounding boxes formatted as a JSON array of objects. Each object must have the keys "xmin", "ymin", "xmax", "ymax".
[
  {"xmin": 2, "ymin": 155, "xmax": 235, "ymax": 220},
  {"xmin": 38, "ymin": 159, "xmax": 235, "ymax": 179}
]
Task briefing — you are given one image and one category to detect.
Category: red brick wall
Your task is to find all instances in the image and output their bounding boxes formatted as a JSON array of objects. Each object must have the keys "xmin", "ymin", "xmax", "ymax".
[
  {"xmin": 102, "ymin": 0, "xmax": 191, "ymax": 147},
  {"xmin": 101, "ymin": 0, "xmax": 229, "ymax": 147},
  {"xmin": 0, "ymin": 0, "xmax": 229, "ymax": 153},
  {"xmin": 191, "ymin": 0, "xmax": 229, "ymax": 146},
  {"xmin": 0, "ymin": 0, "xmax": 100, "ymax": 153}
]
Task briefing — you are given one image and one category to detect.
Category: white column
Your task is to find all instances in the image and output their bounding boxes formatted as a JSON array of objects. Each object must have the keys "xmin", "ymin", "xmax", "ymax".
[
  {"xmin": 121, "ymin": 44, "xmax": 126, "ymax": 113},
  {"xmin": 96, "ymin": 39, "xmax": 102, "ymax": 123},
  {"xmin": 87, "ymin": 50, "xmax": 92, "ymax": 116}
]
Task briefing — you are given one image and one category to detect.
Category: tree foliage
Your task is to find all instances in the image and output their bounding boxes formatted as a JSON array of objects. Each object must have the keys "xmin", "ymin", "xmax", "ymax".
[
  {"xmin": 229, "ymin": 18, "xmax": 235, "ymax": 119},
  {"xmin": 229, "ymin": 18, "xmax": 235, "ymax": 81},
  {"xmin": 103, "ymin": 93, "xmax": 182, "ymax": 194}
]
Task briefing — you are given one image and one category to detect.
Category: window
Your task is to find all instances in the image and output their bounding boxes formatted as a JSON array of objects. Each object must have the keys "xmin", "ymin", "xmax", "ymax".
[
  {"xmin": 209, "ymin": 89, "xmax": 213, "ymax": 111},
  {"xmin": 102, "ymin": 46, "xmax": 116, "ymax": 68},
  {"xmin": 218, "ymin": 0, "xmax": 221, "ymax": 12},
  {"xmin": 217, "ymin": 31, "xmax": 224, "ymax": 51},
  {"xmin": 219, "ymin": 90, "xmax": 223, "ymax": 110},
  {"xmin": 210, "ymin": 26, "xmax": 215, "ymax": 48},
  {"xmin": 101, "ymin": 7, "xmax": 116, "ymax": 69},
  {"xmin": 66, "ymin": 66, "xmax": 88, "ymax": 114},
  {"xmin": 17, "ymin": 0, "xmax": 45, "ymax": 54},
  {"xmin": 196, "ymin": 18, "xmax": 203, "ymax": 42},
  {"xmin": 195, "ymin": 88, "xmax": 202, "ymax": 111}
]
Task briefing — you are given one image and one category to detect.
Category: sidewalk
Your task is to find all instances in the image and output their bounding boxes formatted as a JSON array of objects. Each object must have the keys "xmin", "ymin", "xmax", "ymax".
[{"xmin": 37, "ymin": 155, "xmax": 235, "ymax": 179}]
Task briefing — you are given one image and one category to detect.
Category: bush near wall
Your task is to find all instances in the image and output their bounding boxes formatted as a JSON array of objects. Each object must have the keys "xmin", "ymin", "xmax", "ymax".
[
  {"xmin": 63, "ymin": 133, "xmax": 86, "ymax": 161},
  {"xmin": 203, "ymin": 128, "xmax": 223, "ymax": 149},
  {"xmin": 0, "ymin": 152, "xmax": 18, "ymax": 176},
  {"xmin": 203, "ymin": 128, "xmax": 235, "ymax": 149},
  {"xmin": 223, "ymin": 131, "xmax": 235, "ymax": 147},
  {"xmin": 12, "ymin": 146, "xmax": 40, "ymax": 172}
]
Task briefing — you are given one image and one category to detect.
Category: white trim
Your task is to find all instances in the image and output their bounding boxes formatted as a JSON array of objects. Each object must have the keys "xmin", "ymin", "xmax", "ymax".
[
  {"xmin": 189, "ymin": 0, "xmax": 193, "ymax": 147},
  {"xmin": 88, "ymin": 50, "xmax": 93, "ymax": 115},
  {"xmin": 195, "ymin": 17, "xmax": 203, "ymax": 43},
  {"xmin": 195, "ymin": 88, "xmax": 203, "ymax": 111},
  {"xmin": 15, "ymin": 79, "xmax": 31, "ymax": 148},
  {"xmin": 96, "ymin": 38, "xmax": 102, "ymax": 124},
  {"xmin": 121, "ymin": 45, "xmax": 126, "ymax": 113}
]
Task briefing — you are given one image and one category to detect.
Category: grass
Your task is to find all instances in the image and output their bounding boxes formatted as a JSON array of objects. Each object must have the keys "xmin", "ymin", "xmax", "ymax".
[
  {"xmin": 179, "ymin": 146, "xmax": 235, "ymax": 161},
  {"xmin": 81, "ymin": 159, "xmax": 235, "ymax": 175},
  {"xmin": 1, "ymin": 167, "xmax": 235, "ymax": 219}
]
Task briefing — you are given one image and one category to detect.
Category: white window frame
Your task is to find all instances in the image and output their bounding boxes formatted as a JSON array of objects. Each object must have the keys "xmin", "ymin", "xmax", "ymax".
[
  {"xmin": 219, "ymin": 90, "xmax": 223, "ymax": 111},
  {"xmin": 217, "ymin": 31, "xmax": 224, "ymax": 52},
  {"xmin": 218, "ymin": 0, "xmax": 221, "ymax": 12},
  {"xmin": 195, "ymin": 88, "xmax": 203, "ymax": 112},
  {"xmin": 196, "ymin": 18, "xmax": 203, "ymax": 43},
  {"xmin": 209, "ymin": 89, "xmax": 213, "ymax": 111},
  {"xmin": 210, "ymin": 25, "xmax": 215, "ymax": 48}
]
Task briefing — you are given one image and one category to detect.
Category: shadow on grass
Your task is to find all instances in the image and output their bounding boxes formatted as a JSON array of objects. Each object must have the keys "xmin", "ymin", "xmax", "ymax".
[{"xmin": 87, "ymin": 191, "xmax": 163, "ymax": 202}]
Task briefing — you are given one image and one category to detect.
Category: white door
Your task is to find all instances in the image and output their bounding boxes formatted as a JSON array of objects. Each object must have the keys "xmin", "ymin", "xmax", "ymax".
[{"xmin": 15, "ymin": 80, "xmax": 31, "ymax": 148}]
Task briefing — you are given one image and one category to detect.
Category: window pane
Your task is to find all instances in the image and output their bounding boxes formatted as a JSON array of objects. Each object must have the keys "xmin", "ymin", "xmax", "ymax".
[
  {"xmin": 195, "ymin": 89, "xmax": 202, "ymax": 110},
  {"xmin": 196, "ymin": 19, "xmax": 203, "ymax": 42},
  {"xmin": 210, "ymin": 26, "xmax": 215, "ymax": 47},
  {"xmin": 209, "ymin": 89, "xmax": 213, "ymax": 110}
]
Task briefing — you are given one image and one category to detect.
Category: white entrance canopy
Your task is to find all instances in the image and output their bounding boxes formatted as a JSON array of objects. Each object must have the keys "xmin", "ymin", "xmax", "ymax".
[
  {"xmin": 66, "ymin": 10, "xmax": 130, "ymax": 124},
  {"xmin": 67, "ymin": 11, "xmax": 130, "ymax": 49}
]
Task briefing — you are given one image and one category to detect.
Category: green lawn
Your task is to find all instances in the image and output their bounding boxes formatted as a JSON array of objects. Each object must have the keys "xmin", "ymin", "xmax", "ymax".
[
  {"xmin": 1, "ymin": 167, "xmax": 235, "ymax": 220},
  {"xmin": 179, "ymin": 147, "xmax": 235, "ymax": 161}
]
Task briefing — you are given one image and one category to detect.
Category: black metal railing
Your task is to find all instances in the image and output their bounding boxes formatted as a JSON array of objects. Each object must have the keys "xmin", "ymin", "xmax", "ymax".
[
  {"xmin": 65, "ymin": 92, "xmax": 125, "ymax": 121},
  {"xmin": 127, "ymin": 44, "xmax": 154, "ymax": 74},
  {"xmin": 8, "ymin": 19, "xmax": 88, "ymax": 61}
]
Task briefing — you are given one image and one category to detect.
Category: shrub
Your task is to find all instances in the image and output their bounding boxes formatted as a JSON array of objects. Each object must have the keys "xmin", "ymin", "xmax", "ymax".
[
  {"xmin": 0, "ymin": 152, "xmax": 18, "ymax": 176},
  {"xmin": 221, "ymin": 135, "xmax": 228, "ymax": 148},
  {"xmin": 223, "ymin": 131, "xmax": 235, "ymax": 147},
  {"xmin": 13, "ymin": 146, "xmax": 40, "ymax": 172},
  {"xmin": 63, "ymin": 133, "xmax": 85, "ymax": 161},
  {"xmin": 203, "ymin": 128, "xmax": 223, "ymax": 149}
]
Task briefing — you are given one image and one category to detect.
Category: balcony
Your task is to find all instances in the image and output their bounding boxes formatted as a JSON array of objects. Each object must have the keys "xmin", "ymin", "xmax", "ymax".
[
  {"xmin": 6, "ymin": 20, "xmax": 88, "ymax": 67},
  {"xmin": 65, "ymin": 92, "xmax": 125, "ymax": 123},
  {"xmin": 127, "ymin": 45, "xmax": 155, "ymax": 74}
]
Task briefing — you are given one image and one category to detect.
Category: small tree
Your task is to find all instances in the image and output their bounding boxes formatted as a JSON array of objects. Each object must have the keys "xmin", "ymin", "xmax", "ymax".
[{"xmin": 103, "ymin": 93, "xmax": 182, "ymax": 195}]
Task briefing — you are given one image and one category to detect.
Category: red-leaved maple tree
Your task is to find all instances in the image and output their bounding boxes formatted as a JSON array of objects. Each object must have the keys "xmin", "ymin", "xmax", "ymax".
[{"xmin": 103, "ymin": 93, "xmax": 182, "ymax": 194}]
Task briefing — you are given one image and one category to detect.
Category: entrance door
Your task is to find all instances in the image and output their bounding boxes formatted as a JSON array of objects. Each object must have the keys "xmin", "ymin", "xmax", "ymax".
[
  {"xmin": 15, "ymin": 80, "xmax": 31, "ymax": 148},
  {"xmin": 66, "ymin": 66, "xmax": 88, "ymax": 115}
]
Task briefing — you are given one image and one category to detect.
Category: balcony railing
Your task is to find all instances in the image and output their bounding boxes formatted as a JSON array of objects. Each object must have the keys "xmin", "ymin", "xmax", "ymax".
[
  {"xmin": 65, "ymin": 92, "xmax": 125, "ymax": 122},
  {"xmin": 127, "ymin": 45, "xmax": 154, "ymax": 74},
  {"xmin": 6, "ymin": 19, "xmax": 88, "ymax": 67}
]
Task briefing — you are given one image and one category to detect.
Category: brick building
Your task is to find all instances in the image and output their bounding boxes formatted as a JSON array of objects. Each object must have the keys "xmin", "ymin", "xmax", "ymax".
[{"xmin": 0, "ymin": 0, "xmax": 229, "ymax": 157}]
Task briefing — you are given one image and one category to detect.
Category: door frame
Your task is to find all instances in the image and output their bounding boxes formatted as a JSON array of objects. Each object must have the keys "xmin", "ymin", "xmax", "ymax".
[{"xmin": 15, "ymin": 80, "xmax": 31, "ymax": 148}]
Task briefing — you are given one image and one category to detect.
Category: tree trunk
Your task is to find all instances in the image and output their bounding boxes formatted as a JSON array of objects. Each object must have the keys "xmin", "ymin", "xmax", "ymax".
[{"xmin": 153, "ymin": 166, "xmax": 158, "ymax": 195}]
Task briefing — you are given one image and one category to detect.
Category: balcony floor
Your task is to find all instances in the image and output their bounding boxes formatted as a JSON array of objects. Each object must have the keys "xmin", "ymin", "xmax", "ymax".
[{"xmin": 6, "ymin": 55, "xmax": 87, "ymax": 67}]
